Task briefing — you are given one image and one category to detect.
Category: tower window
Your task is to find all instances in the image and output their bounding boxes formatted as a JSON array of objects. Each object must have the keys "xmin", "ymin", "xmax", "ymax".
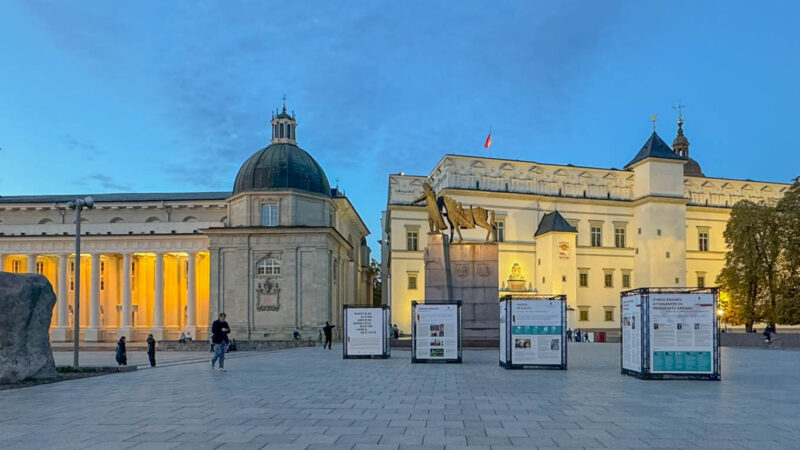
[
  {"xmin": 406, "ymin": 230, "xmax": 419, "ymax": 251},
  {"xmin": 261, "ymin": 204, "xmax": 279, "ymax": 227},
  {"xmin": 279, "ymin": 123, "xmax": 284, "ymax": 138},
  {"xmin": 407, "ymin": 273, "xmax": 417, "ymax": 290}
]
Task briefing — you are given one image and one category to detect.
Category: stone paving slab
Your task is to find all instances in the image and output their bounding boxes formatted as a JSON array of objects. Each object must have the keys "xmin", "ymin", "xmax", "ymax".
[{"xmin": 2, "ymin": 344, "xmax": 799, "ymax": 449}]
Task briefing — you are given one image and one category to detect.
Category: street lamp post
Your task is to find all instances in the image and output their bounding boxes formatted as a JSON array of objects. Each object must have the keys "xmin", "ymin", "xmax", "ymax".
[{"xmin": 67, "ymin": 196, "xmax": 94, "ymax": 368}]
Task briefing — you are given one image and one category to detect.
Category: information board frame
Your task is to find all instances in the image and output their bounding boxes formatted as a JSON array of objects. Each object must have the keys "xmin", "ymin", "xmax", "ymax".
[
  {"xmin": 499, "ymin": 294, "xmax": 567, "ymax": 370},
  {"xmin": 411, "ymin": 301, "xmax": 462, "ymax": 364},
  {"xmin": 343, "ymin": 304, "xmax": 391, "ymax": 359},
  {"xmin": 620, "ymin": 287, "xmax": 720, "ymax": 381}
]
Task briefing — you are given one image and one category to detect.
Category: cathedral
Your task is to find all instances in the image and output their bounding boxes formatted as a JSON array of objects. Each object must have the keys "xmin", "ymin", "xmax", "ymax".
[
  {"xmin": 382, "ymin": 116, "xmax": 790, "ymax": 336},
  {"xmin": 0, "ymin": 105, "xmax": 373, "ymax": 342}
]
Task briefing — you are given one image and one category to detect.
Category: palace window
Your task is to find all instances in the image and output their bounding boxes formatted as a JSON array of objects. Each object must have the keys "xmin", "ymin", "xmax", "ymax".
[
  {"xmin": 408, "ymin": 273, "xmax": 418, "ymax": 290},
  {"xmin": 604, "ymin": 271, "xmax": 613, "ymax": 288},
  {"xmin": 614, "ymin": 226, "xmax": 626, "ymax": 248},
  {"xmin": 36, "ymin": 261, "xmax": 44, "ymax": 275},
  {"xmin": 407, "ymin": 230, "xmax": 419, "ymax": 251},
  {"xmin": 622, "ymin": 272, "xmax": 631, "ymax": 289},
  {"xmin": 496, "ymin": 221, "xmax": 505, "ymax": 242},
  {"xmin": 261, "ymin": 204, "xmax": 279, "ymax": 227},
  {"xmin": 579, "ymin": 308, "xmax": 589, "ymax": 321},
  {"xmin": 698, "ymin": 230, "xmax": 709, "ymax": 252},
  {"xmin": 12, "ymin": 260, "xmax": 21, "ymax": 274},
  {"xmin": 590, "ymin": 224, "xmax": 602, "ymax": 247},
  {"xmin": 579, "ymin": 270, "xmax": 589, "ymax": 287},
  {"xmin": 604, "ymin": 309, "xmax": 614, "ymax": 322},
  {"xmin": 100, "ymin": 261, "xmax": 105, "ymax": 291},
  {"xmin": 257, "ymin": 258, "xmax": 281, "ymax": 275}
]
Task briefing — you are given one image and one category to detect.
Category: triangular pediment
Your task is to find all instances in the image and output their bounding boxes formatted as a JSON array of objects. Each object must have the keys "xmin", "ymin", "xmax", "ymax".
[
  {"xmin": 528, "ymin": 165, "xmax": 543, "ymax": 175},
  {"xmin": 471, "ymin": 161, "xmax": 486, "ymax": 169},
  {"xmin": 603, "ymin": 173, "xmax": 617, "ymax": 181},
  {"xmin": 410, "ymin": 179, "xmax": 423, "ymax": 186},
  {"xmin": 443, "ymin": 158, "xmax": 455, "ymax": 168},
  {"xmin": 499, "ymin": 163, "xmax": 514, "ymax": 171},
  {"xmin": 553, "ymin": 169, "xmax": 568, "ymax": 177},
  {"xmin": 721, "ymin": 182, "xmax": 735, "ymax": 190},
  {"xmin": 578, "ymin": 171, "xmax": 593, "ymax": 179},
  {"xmin": 741, "ymin": 184, "xmax": 753, "ymax": 191},
  {"xmin": 701, "ymin": 181, "xmax": 715, "ymax": 188},
  {"xmin": 761, "ymin": 185, "xmax": 774, "ymax": 193}
]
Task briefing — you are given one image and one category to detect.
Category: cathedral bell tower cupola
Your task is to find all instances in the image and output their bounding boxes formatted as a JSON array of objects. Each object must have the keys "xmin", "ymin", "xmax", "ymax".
[{"xmin": 271, "ymin": 98, "xmax": 297, "ymax": 145}]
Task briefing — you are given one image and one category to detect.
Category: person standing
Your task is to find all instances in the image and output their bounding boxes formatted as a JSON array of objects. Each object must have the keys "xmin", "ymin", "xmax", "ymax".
[
  {"xmin": 146, "ymin": 334, "xmax": 157, "ymax": 367},
  {"xmin": 211, "ymin": 313, "xmax": 230, "ymax": 371},
  {"xmin": 322, "ymin": 321, "xmax": 335, "ymax": 350},
  {"xmin": 115, "ymin": 337, "xmax": 127, "ymax": 368},
  {"xmin": 393, "ymin": 324, "xmax": 400, "ymax": 339}
]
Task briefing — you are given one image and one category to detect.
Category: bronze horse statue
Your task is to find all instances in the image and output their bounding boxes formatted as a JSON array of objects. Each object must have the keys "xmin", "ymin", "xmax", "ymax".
[{"xmin": 441, "ymin": 195, "xmax": 496, "ymax": 243}]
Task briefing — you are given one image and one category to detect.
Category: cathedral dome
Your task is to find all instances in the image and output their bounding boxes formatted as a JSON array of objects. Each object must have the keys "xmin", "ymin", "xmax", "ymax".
[
  {"xmin": 233, "ymin": 143, "xmax": 331, "ymax": 196},
  {"xmin": 683, "ymin": 157, "xmax": 705, "ymax": 177},
  {"xmin": 232, "ymin": 105, "xmax": 331, "ymax": 196}
]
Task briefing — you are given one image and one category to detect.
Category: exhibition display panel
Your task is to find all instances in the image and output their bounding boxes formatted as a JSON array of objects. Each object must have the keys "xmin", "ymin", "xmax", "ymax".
[
  {"xmin": 620, "ymin": 288, "xmax": 720, "ymax": 380},
  {"xmin": 343, "ymin": 304, "xmax": 391, "ymax": 359},
  {"xmin": 411, "ymin": 301, "xmax": 462, "ymax": 363},
  {"xmin": 499, "ymin": 295, "xmax": 567, "ymax": 370}
]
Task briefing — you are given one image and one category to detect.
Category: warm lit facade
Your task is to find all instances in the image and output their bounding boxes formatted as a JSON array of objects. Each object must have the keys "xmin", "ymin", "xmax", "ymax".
[
  {"xmin": 383, "ymin": 121, "xmax": 790, "ymax": 335},
  {"xmin": 0, "ymin": 106, "xmax": 372, "ymax": 342}
]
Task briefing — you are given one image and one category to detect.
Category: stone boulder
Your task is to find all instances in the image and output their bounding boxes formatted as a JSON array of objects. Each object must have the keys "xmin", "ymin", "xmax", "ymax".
[{"xmin": 0, "ymin": 272, "xmax": 57, "ymax": 383}]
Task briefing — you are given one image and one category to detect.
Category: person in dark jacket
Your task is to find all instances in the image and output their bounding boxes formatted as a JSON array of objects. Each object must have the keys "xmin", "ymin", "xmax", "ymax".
[
  {"xmin": 146, "ymin": 334, "xmax": 157, "ymax": 367},
  {"xmin": 322, "ymin": 321, "xmax": 335, "ymax": 350},
  {"xmin": 115, "ymin": 337, "xmax": 127, "ymax": 367},
  {"xmin": 210, "ymin": 313, "xmax": 230, "ymax": 371}
]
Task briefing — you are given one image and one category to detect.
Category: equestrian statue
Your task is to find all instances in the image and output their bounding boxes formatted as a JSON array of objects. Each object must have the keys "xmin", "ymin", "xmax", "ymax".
[{"xmin": 413, "ymin": 182, "xmax": 496, "ymax": 243}]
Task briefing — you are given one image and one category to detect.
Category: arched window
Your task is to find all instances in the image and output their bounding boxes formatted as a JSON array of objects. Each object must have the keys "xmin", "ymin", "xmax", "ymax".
[
  {"xmin": 145, "ymin": 216, "xmax": 161, "ymax": 223},
  {"xmin": 256, "ymin": 258, "xmax": 281, "ymax": 275},
  {"xmin": 280, "ymin": 123, "xmax": 284, "ymax": 138},
  {"xmin": 38, "ymin": 218, "xmax": 54, "ymax": 224}
]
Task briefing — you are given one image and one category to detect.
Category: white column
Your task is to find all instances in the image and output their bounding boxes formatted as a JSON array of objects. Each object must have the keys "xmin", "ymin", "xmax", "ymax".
[
  {"xmin": 85, "ymin": 253, "xmax": 102, "ymax": 342},
  {"xmin": 151, "ymin": 252, "xmax": 165, "ymax": 340},
  {"xmin": 27, "ymin": 254, "xmax": 37, "ymax": 274},
  {"xmin": 184, "ymin": 252, "xmax": 197, "ymax": 338},
  {"xmin": 118, "ymin": 253, "xmax": 133, "ymax": 340},
  {"xmin": 52, "ymin": 254, "xmax": 70, "ymax": 342}
]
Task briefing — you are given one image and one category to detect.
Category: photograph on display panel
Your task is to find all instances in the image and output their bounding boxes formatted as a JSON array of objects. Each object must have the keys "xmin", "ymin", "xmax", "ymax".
[
  {"xmin": 500, "ymin": 295, "xmax": 567, "ymax": 369},
  {"xmin": 412, "ymin": 301, "xmax": 461, "ymax": 363}
]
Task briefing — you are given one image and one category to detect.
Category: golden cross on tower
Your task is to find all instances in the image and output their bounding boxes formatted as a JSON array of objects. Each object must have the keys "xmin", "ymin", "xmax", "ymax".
[{"xmin": 651, "ymin": 114, "xmax": 658, "ymax": 131}]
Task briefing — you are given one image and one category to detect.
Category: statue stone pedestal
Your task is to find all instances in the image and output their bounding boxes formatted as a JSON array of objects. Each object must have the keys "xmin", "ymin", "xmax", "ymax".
[{"xmin": 424, "ymin": 233, "xmax": 499, "ymax": 346}]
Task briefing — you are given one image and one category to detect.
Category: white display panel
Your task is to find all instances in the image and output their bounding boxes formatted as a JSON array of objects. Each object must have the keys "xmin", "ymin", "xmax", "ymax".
[
  {"xmin": 509, "ymin": 300, "xmax": 563, "ymax": 365},
  {"xmin": 414, "ymin": 304, "xmax": 459, "ymax": 360},
  {"xmin": 345, "ymin": 308, "xmax": 383, "ymax": 356},
  {"xmin": 621, "ymin": 294, "xmax": 642, "ymax": 371},
  {"xmin": 649, "ymin": 293, "xmax": 715, "ymax": 374},
  {"xmin": 499, "ymin": 300, "xmax": 507, "ymax": 364}
]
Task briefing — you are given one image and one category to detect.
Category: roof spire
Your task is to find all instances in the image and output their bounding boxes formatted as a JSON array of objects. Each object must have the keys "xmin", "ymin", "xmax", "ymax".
[
  {"xmin": 672, "ymin": 104, "xmax": 690, "ymax": 158},
  {"xmin": 651, "ymin": 114, "xmax": 658, "ymax": 132},
  {"xmin": 282, "ymin": 94, "xmax": 287, "ymax": 113}
]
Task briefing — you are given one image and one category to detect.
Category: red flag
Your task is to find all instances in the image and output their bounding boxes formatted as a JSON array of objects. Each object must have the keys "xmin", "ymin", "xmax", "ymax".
[{"xmin": 484, "ymin": 132, "xmax": 492, "ymax": 149}]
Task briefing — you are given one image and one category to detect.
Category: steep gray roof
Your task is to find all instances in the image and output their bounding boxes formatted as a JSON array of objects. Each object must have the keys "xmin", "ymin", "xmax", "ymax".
[
  {"xmin": 625, "ymin": 132, "xmax": 686, "ymax": 169},
  {"xmin": 534, "ymin": 211, "xmax": 577, "ymax": 236},
  {"xmin": 0, "ymin": 192, "xmax": 230, "ymax": 204}
]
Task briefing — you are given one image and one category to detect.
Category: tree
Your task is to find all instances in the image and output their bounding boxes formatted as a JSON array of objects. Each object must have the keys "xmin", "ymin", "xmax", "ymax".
[
  {"xmin": 716, "ymin": 201, "xmax": 767, "ymax": 330},
  {"xmin": 370, "ymin": 259, "xmax": 382, "ymax": 307},
  {"xmin": 776, "ymin": 177, "xmax": 800, "ymax": 324}
]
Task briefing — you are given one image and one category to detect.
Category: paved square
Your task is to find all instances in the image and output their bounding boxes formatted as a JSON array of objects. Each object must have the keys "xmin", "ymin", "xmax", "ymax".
[{"xmin": 1, "ymin": 344, "xmax": 798, "ymax": 449}]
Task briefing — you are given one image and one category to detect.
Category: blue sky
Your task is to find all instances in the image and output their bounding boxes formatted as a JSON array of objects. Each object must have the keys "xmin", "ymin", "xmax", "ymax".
[{"xmin": 1, "ymin": 1, "xmax": 798, "ymax": 254}]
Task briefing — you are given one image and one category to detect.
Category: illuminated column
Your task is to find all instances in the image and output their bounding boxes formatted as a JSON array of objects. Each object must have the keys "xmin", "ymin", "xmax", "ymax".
[
  {"xmin": 52, "ymin": 254, "xmax": 71, "ymax": 342},
  {"xmin": 151, "ymin": 252, "xmax": 165, "ymax": 340},
  {"xmin": 27, "ymin": 254, "xmax": 37, "ymax": 274},
  {"xmin": 85, "ymin": 253, "xmax": 102, "ymax": 342},
  {"xmin": 184, "ymin": 252, "xmax": 197, "ymax": 338},
  {"xmin": 118, "ymin": 253, "xmax": 133, "ymax": 340}
]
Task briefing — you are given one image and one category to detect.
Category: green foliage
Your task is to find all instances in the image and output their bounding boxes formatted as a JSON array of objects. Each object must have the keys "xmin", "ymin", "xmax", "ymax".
[{"xmin": 718, "ymin": 178, "xmax": 800, "ymax": 327}]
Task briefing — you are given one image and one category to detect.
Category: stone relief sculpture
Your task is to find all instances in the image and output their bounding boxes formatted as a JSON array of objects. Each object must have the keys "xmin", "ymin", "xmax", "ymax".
[
  {"xmin": 414, "ymin": 181, "xmax": 496, "ymax": 243},
  {"xmin": 255, "ymin": 277, "xmax": 280, "ymax": 311}
]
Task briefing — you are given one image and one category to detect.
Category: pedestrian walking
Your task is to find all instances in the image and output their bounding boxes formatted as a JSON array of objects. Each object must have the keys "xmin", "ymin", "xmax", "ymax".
[
  {"xmin": 566, "ymin": 328, "xmax": 573, "ymax": 342},
  {"xmin": 211, "ymin": 313, "xmax": 230, "ymax": 371},
  {"xmin": 146, "ymin": 334, "xmax": 157, "ymax": 367},
  {"xmin": 393, "ymin": 324, "xmax": 400, "ymax": 339},
  {"xmin": 575, "ymin": 329, "xmax": 581, "ymax": 343},
  {"xmin": 115, "ymin": 336, "xmax": 127, "ymax": 367},
  {"xmin": 322, "ymin": 321, "xmax": 335, "ymax": 350}
]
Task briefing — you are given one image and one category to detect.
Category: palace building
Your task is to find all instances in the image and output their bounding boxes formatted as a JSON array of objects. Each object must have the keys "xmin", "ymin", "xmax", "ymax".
[
  {"xmin": 382, "ymin": 117, "xmax": 790, "ymax": 335},
  {"xmin": 0, "ymin": 105, "xmax": 372, "ymax": 342}
]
